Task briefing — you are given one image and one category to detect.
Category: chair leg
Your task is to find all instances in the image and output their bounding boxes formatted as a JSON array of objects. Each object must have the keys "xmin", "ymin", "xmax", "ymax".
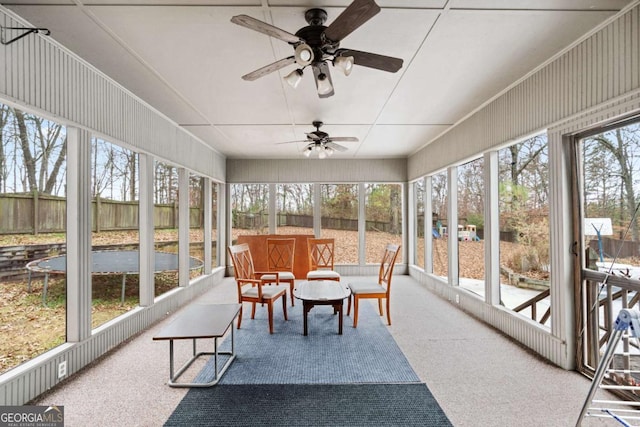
[
  {"xmin": 251, "ymin": 302, "xmax": 256, "ymax": 319},
  {"xmin": 268, "ymin": 301, "xmax": 274, "ymax": 334},
  {"xmin": 290, "ymin": 281, "xmax": 295, "ymax": 306},
  {"xmin": 237, "ymin": 305, "xmax": 243, "ymax": 329},
  {"xmin": 353, "ymin": 296, "xmax": 359, "ymax": 328},
  {"xmin": 347, "ymin": 294, "xmax": 352, "ymax": 315},
  {"xmin": 282, "ymin": 293, "xmax": 288, "ymax": 321},
  {"xmin": 378, "ymin": 298, "xmax": 383, "ymax": 316},
  {"xmin": 386, "ymin": 297, "xmax": 391, "ymax": 325}
]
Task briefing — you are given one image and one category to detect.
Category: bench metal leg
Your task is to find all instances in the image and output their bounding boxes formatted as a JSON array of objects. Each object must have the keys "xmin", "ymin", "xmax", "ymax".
[{"xmin": 167, "ymin": 324, "xmax": 237, "ymax": 388}]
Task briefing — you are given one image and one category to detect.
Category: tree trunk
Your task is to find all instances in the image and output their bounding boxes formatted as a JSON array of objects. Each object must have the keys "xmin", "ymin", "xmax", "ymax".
[{"xmin": 13, "ymin": 110, "xmax": 38, "ymax": 192}]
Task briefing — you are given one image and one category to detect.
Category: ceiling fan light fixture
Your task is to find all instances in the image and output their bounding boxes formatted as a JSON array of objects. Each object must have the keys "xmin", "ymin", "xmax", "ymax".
[
  {"xmin": 295, "ymin": 121, "xmax": 353, "ymax": 159},
  {"xmin": 316, "ymin": 73, "xmax": 333, "ymax": 95},
  {"xmin": 334, "ymin": 56, "xmax": 354, "ymax": 76},
  {"xmin": 295, "ymin": 43, "xmax": 314, "ymax": 66},
  {"xmin": 284, "ymin": 68, "xmax": 304, "ymax": 88}
]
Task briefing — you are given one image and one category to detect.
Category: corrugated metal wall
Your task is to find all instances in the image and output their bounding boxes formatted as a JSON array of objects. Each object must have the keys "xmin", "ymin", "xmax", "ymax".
[
  {"xmin": 226, "ymin": 158, "xmax": 407, "ymax": 183},
  {"xmin": 0, "ymin": 9, "xmax": 225, "ymax": 183},
  {"xmin": 408, "ymin": 4, "xmax": 640, "ymax": 180}
]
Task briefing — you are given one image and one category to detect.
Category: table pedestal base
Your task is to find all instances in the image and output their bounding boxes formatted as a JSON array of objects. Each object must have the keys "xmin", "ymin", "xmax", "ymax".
[{"xmin": 302, "ymin": 300, "xmax": 344, "ymax": 336}]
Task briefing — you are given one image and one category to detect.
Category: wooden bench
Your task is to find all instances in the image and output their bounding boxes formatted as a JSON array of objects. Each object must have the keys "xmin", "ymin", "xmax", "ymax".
[{"xmin": 153, "ymin": 303, "xmax": 241, "ymax": 387}]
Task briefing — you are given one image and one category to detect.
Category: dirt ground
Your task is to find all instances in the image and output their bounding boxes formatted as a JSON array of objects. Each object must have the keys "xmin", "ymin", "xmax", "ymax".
[
  {"xmin": 0, "ymin": 229, "xmax": 190, "ymax": 373},
  {"xmin": 0, "ymin": 227, "xmax": 536, "ymax": 374}
]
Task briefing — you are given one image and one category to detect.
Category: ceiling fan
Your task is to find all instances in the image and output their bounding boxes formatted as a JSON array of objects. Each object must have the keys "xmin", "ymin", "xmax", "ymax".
[
  {"xmin": 230, "ymin": 0, "xmax": 403, "ymax": 98},
  {"xmin": 278, "ymin": 121, "xmax": 358, "ymax": 158}
]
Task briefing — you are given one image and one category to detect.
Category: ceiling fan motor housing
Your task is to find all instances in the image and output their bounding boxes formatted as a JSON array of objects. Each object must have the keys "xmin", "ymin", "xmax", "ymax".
[
  {"xmin": 294, "ymin": 9, "xmax": 339, "ymax": 64},
  {"xmin": 305, "ymin": 8, "xmax": 327, "ymax": 26}
]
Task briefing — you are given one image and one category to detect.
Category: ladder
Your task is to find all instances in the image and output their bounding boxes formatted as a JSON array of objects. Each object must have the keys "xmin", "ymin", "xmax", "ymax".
[{"xmin": 577, "ymin": 309, "xmax": 640, "ymax": 426}]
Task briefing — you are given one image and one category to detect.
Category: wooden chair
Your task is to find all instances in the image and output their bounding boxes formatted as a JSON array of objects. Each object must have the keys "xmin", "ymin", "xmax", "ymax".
[
  {"xmin": 261, "ymin": 238, "xmax": 296, "ymax": 306},
  {"xmin": 228, "ymin": 243, "xmax": 288, "ymax": 334},
  {"xmin": 347, "ymin": 244, "xmax": 401, "ymax": 327},
  {"xmin": 306, "ymin": 238, "xmax": 341, "ymax": 281}
]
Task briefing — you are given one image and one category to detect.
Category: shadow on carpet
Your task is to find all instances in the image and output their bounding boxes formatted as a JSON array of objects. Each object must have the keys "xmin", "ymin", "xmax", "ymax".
[
  {"xmin": 165, "ymin": 383, "xmax": 452, "ymax": 427},
  {"xmin": 195, "ymin": 299, "xmax": 420, "ymax": 384}
]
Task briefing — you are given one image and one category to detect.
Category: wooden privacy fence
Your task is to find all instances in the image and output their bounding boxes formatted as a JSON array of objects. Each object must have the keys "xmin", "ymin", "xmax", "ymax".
[
  {"xmin": 589, "ymin": 237, "xmax": 640, "ymax": 259},
  {"xmin": 0, "ymin": 193, "xmax": 204, "ymax": 234},
  {"xmin": 274, "ymin": 213, "xmax": 399, "ymax": 233},
  {"xmin": 234, "ymin": 212, "xmax": 401, "ymax": 234}
]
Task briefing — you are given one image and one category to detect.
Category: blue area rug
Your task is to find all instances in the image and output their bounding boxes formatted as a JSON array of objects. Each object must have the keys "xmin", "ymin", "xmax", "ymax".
[
  {"xmin": 168, "ymin": 296, "xmax": 453, "ymax": 426},
  {"xmin": 165, "ymin": 383, "xmax": 452, "ymax": 427},
  {"xmin": 195, "ymin": 299, "xmax": 420, "ymax": 384}
]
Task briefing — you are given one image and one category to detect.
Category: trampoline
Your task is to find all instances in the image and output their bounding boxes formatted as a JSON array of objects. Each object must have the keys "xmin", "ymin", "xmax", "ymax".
[{"xmin": 26, "ymin": 250, "xmax": 204, "ymax": 304}]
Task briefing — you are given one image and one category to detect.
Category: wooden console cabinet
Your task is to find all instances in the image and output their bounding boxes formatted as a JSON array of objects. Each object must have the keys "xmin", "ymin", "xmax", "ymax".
[{"xmin": 236, "ymin": 234, "xmax": 314, "ymax": 279}]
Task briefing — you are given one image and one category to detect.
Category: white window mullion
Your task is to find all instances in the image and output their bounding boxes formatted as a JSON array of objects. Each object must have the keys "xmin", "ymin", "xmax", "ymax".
[
  {"xmin": 484, "ymin": 151, "xmax": 501, "ymax": 305},
  {"xmin": 313, "ymin": 183, "xmax": 321, "ymax": 237},
  {"xmin": 66, "ymin": 127, "xmax": 92, "ymax": 342},
  {"xmin": 178, "ymin": 168, "xmax": 190, "ymax": 287},
  {"xmin": 358, "ymin": 183, "xmax": 366, "ymax": 266},
  {"xmin": 448, "ymin": 166, "xmax": 459, "ymax": 286},
  {"xmin": 269, "ymin": 183, "xmax": 277, "ymax": 233},
  {"xmin": 425, "ymin": 176, "xmax": 433, "ymax": 273},
  {"xmin": 407, "ymin": 181, "xmax": 416, "ymax": 266},
  {"xmin": 138, "ymin": 153, "xmax": 155, "ymax": 306},
  {"xmin": 203, "ymin": 178, "xmax": 212, "ymax": 274}
]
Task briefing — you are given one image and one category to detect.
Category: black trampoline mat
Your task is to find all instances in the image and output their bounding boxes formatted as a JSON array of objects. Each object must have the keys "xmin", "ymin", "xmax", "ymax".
[{"xmin": 28, "ymin": 250, "xmax": 203, "ymax": 274}]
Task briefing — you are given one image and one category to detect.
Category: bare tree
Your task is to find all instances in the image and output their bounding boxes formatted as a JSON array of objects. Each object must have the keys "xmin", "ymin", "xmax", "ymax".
[
  {"xmin": 457, "ymin": 158, "xmax": 485, "ymax": 224},
  {"xmin": 0, "ymin": 105, "xmax": 10, "ymax": 193},
  {"xmin": 500, "ymin": 135, "xmax": 548, "ymax": 212},
  {"xmin": 585, "ymin": 125, "xmax": 640, "ymax": 241},
  {"xmin": 11, "ymin": 108, "xmax": 66, "ymax": 195},
  {"xmin": 154, "ymin": 162, "xmax": 178, "ymax": 204}
]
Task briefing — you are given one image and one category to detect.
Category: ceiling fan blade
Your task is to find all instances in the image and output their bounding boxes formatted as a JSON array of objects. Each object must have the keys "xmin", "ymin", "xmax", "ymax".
[
  {"xmin": 231, "ymin": 15, "xmax": 303, "ymax": 44},
  {"xmin": 242, "ymin": 56, "xmax": 295, "ymax": 81},
  {"xmin": 312, "ymin": 62, "xmax": 334, "ymax": 98},
  {"xmin": 323, "ymin": 0, "xmax": 380, "ymax": 43},
  {"xmin": 326, "ymin": 142, "xmax": 349, "ymax": 152},
  {"xmin": 336, "ymin": 49, "xmax": 403, "ymax": 73},
  {"xmin": 328, "ymin": 137, "xmax": 359, "ymax": 142}
]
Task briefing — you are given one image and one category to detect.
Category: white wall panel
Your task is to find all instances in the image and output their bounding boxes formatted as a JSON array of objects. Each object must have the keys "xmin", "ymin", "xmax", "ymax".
[
  {"xmin": 226, "ymin": 158, "xmax": 407, "ymax": 183},
  {"xmin": 408, "ymin": 4, "xmax": 640, "ymax": 180}
]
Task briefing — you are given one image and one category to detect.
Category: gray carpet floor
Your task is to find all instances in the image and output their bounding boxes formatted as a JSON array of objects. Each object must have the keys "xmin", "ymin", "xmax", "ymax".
[
  {"xmin": 194, "ymin": 300, "xmax": 419, "ymax": 385},
  {"xmin": 32, "ymin": 276, "xmax": 616, "ymax": 426}
]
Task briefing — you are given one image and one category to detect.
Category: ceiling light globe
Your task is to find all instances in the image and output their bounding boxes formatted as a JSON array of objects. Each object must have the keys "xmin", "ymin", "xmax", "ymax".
[
  {"xmin": 295, "ymin": 44, "xmax": 314, "ymax": 66},
  {"xmin": 318, "ymin": 150, "xmax": 327, "ymax": 159},
  {"xmin": 284, "ymin": 69, "xmax": 303, "ymax": 89},
  {"xmin": 335, "ymin": 56, "xmax": 354, "ymax": 76},
  {"xmin": 317, "ymin": 73, "xmax": 333, "ymax": 95}
]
